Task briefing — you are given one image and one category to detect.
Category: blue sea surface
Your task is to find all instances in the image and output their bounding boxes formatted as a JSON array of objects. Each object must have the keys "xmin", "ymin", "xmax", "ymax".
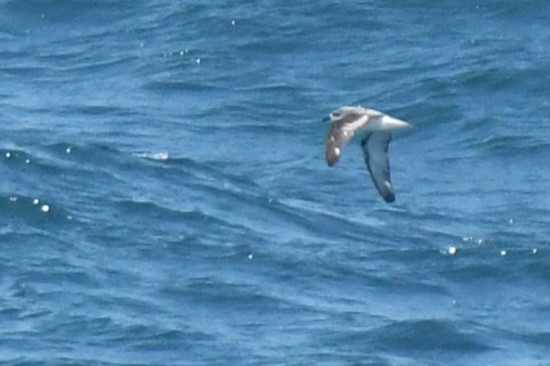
[{"xmin": 1, "ymin": 1, "xmax": 550, "ymax": 365}]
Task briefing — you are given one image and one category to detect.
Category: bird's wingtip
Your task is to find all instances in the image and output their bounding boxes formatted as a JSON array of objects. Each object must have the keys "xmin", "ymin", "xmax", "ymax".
[
  {"xmin": 383, "ymin": 194, "xmax": 396, "ymax": 203},
  {"xmin": 325, "ymin": 156, "xmax": 338, "ymax": 167}
]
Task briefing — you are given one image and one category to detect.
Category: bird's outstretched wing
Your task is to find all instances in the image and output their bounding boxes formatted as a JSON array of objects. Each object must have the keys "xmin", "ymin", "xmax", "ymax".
[
  {"xmin": 361, "ymin": 131, "xmax": 395, "ymax": 202},
  {"xmin": 325, "ymin": 112, "xmax": 367, "ymax": 166}
]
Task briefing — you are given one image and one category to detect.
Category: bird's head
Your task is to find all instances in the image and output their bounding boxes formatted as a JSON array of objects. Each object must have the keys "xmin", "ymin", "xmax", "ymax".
[{"xmin": 323, "ymin": 106, "xmax": 363, "ymax": 122}]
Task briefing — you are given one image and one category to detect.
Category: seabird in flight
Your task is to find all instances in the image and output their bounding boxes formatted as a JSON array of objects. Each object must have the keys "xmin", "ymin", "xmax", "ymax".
[{"xmin": 324, "ymin": 106, "xmax": 410, "ymax": 203}]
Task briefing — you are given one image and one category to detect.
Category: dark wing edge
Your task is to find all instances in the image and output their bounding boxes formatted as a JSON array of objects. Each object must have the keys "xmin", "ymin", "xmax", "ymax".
[
  {"xmin": 360, "ymin": 132, "xmax": 396, "ymax": 202},
  {"xmin": 325, "ymin": 120, "xmax": 355, "ymax": 166}
]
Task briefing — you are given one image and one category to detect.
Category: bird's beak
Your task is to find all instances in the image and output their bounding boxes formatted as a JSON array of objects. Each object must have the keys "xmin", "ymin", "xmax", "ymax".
[{"xmin": 322, "ymin": 115, "xmax": 330, "ymax": 122}]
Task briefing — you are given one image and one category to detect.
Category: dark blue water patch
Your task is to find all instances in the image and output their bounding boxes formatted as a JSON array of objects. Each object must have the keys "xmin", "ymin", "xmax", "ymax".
[
  {"xmin": 2, "ymin": 359, "xmax": 152, "ymax": 366},
  {"xmin": 53, "ymin": 54, "xmax": 138, "ymax": 76},
  {"xmin": 374, "ymin": 319, "xmax": 493, "ymax": 352},
  {"xmin": 130, "ymin": 158, "xmax": 267, "ymax": 209},
  {"xmin": 112, "ymin": 199, "xmax": 231, "ymax": 229},
  {"xmin": 317, "ymin": 256, "xmax": 450, "ymax": 302},
  {"xmin": 34, "ymin": 312, "xmax": 212, "ymax": 356},
  {"xmin": 126, "ymin": 328, "xmax": 212, "ymax": 353},
  {"xmin": 36, "ymin": 315, "xmax": 116, "ymax": 344},
  {"xmin": 163, "ymin": 277, "xmax": 301, "ymax": 315},
  {"xmin": 18, "ymin": 259, "xmax": 99, "ymax": 290},
  {"xmin": 0, "ymin": 59, "xmax": 49, "ymax": 79},
  {"xmin": 520, "ymin": 252, "xmax": 550, "ymax": 282},
  {"xmin": 487, "ymin": 0, "xmax": 550, "ymax": 20},
  {"xmin": 0, "ymin": 53, "xmax": 136, "ymax": 83},
  {"xmin": 321, "ymin": 319, "xmax": 492, "ymax": 355},
  {"xmin": 469, "ymin": 135, "xmax": 550, "ymax": 158},
  {"xmin": 55, "ymin": 104, "xmax": 138, "ymax": 118},
  {"xmin": 441, "ymin": 257, "xmax": 515, "ymax": 283},
  {"xmin": 40, "ymin": 142, "xmax": 129, "ymax": 169},
  {"xmin": 0, "ymin": 0, "xmax": 142, "ymax": 26},
  {"xmin": 515, "ymin": 331, "xmax": 550, "ymax": 348},
  {"xmin": 144, "ymin": 79, "xmax": 228, "ymax": 94}
]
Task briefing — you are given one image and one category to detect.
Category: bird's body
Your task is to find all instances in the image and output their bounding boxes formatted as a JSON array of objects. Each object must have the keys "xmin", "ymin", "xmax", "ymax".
[{"xmin": 324, "ymin": 106, "xmax": 410, "ymax": 203}]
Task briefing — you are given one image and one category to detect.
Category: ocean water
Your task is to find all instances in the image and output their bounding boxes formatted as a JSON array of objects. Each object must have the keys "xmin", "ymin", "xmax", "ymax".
[{"xmin": 1, "ymin": 1, "xmax": 550, "ymax": 365}]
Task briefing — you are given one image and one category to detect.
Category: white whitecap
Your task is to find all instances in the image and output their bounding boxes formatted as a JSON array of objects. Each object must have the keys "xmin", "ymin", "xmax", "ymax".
[{"xmin": 136, "ymin": 151, "xmax": 170, "ymax": 161}]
